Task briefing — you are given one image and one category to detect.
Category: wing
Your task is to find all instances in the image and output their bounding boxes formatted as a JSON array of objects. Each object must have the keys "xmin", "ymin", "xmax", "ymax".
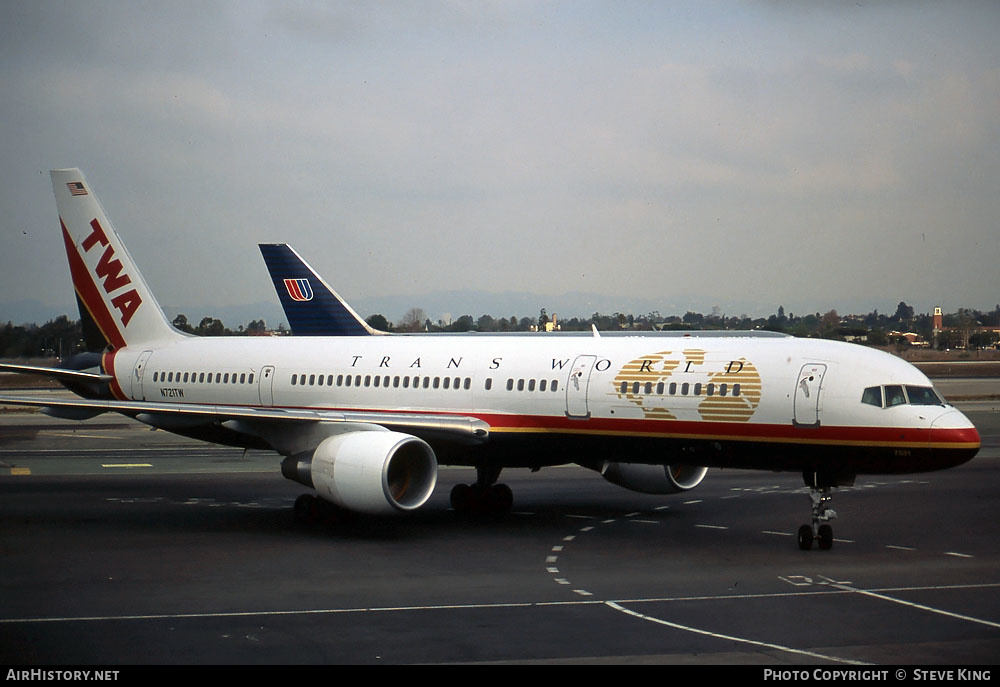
[{"xmin": 0, "ymin": 394, "xmax": 489, "ymax": 454}]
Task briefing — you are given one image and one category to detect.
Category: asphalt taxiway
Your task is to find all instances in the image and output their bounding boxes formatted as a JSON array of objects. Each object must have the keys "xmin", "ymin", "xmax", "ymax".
[{"xmin": 0, "ymin": 404, "xmax": 997, "ymax": 665}]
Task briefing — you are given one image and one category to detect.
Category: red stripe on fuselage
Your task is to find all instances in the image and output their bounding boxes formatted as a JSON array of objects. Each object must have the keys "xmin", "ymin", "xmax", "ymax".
[
  {"xmin": 61, "ymin": 219, "xmax": 126, "ymax": 349},
  {"xmin": 101, "ymin": 349, "xmax": 127, "ymax": 400},
  {"xmin": 200, "ymin": 401, "xmax": 980, "ymax": 450}
]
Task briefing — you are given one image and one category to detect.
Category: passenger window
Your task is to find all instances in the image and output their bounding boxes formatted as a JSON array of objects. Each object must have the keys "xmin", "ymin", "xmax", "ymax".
[
  {"xmin": 681, "ymin": 383, "xmax": 689, "ymax": 395},
  {"xmin": 550, "ymin": 380, "xmax": 557, "ymax": 392},
  {"xmin": 464, "ymin": 378, "xmax": 471, "ymax": 390},
  {"xmin": 733, "ymin": 384, "xmax": 741, "ymax": 397},
  {"xmin": 620, "ymin": 381, "xmax": 628, "ymax": 394},
  {"xmin": 540, "ymin": 379, "xmax": 547, "ymax": 392},
  {"xmin": 884, "ymin": 385, "xmax": 906, "ymax": 407},
  {"xmin": 861, "ymin": 386, "xmax": 883, "ymax": 407},
  {"xmin": 240, "ymin": 373, "xmax": 246, "ymax": 384},
  {"xmin": 693, "ymin": 383, "xmax": 702, "ymax": 396},
  {"xmin": 528, "ymin": 379, "xmax": 536, "ymax": 392},
  {"xmin": 485, "ymin": 378, "xmax": 493, "ymax": 391}
]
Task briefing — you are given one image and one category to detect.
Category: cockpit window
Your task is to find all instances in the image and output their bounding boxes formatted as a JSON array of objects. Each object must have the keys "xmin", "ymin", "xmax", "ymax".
[
  {"xmin": 906, "ymin": 385, "xmax": 944, "ymax": 405},
  {"xmin": 861, "ymin": 386, "xmax": 882, "ymax": 407},
  {"xmin": 884, "ymin": 385, "xmax": 906, "ymax": 407},
  {"xmin": 862, "ymin": 384, "xmax": 947, "ymax": 408}
]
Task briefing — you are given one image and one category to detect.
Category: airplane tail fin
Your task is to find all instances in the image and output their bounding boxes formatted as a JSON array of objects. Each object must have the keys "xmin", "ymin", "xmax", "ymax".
[
  {"xmin": 259, "ymin": 243, "xmax": 383, "ymax": 336},
  {"xmin": 51, "ymin": 169, "xmax": 184, "ymax": 349}
]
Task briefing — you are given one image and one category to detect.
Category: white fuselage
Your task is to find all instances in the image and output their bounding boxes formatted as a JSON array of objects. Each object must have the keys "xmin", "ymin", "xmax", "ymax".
[{"xmin": 102, "ymin": 332, "xmax": 979, "ymax": 475}]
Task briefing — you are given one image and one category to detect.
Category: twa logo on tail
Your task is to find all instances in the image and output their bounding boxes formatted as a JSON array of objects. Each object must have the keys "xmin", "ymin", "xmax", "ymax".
[
  {"xmin": 284, "ymin": 278, "xmax": 313, "ymax": 301},
  {"xmin": 80, "ymin": 218, "xmax": 143, "ymax": 327}
]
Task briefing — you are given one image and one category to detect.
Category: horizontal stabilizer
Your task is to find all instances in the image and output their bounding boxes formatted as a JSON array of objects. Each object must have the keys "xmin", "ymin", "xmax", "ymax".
[{"xmin": 0, "ymin": 363, "xmax": 113, "ymax": 383}]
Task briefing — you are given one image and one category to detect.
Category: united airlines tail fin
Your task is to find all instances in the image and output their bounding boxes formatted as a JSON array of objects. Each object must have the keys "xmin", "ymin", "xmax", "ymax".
[
  {"xmin": 259, "ymin": 243, "xmax": 383, "ymax": 336},
  {"xmin": 51, "ymin": 169, "xmax": 184, "ymax": 349}
]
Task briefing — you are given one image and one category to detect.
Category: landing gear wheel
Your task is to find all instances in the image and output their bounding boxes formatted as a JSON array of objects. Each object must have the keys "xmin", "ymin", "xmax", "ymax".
[
  {"xmin": 797, "ymin": 477, "xmax": 840, "ymax": 551},
  {"xmin": 487, "ymin": 483, "xmax": 513, "ymax": 513},
  {"xmin": 294, "ymin": 494, "xmax": 316, "ymax": 523},
  {"xmin": 450, "ymin": 483, "xmax": 472, "ymax": 512},
  {"xmin": 817, "ymin": 524, "xmax": 834, "ymax": 550},
  {"xmin": 293, "ymin": 493, "xmax": 352, "ymax": 526},
  {"xmin": 450, "ymin": 481, "xmax": 513, "ymax": 516},
  {"xmin": 798, "ymin": 524, "xmax": 814, "ymax": 550}
]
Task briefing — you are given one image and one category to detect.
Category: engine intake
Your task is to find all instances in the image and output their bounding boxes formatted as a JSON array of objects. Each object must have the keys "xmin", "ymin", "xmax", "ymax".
[
  {"xmin": 282, "ymin": 431, "xmax": 437, "ymax": 514},
  {"xmin": 601, "ymin": 462, "xmax": 708, "ymax": 494}
]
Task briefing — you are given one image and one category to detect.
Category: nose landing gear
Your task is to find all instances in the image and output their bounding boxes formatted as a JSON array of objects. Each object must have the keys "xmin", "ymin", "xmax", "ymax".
[
  {"xmin": 798, "ymin": 487, "xmax": 836, "ymax": 550},
  {"xmin": 798, "ymin": 471, "xmax": 852, "ymax": 550}
]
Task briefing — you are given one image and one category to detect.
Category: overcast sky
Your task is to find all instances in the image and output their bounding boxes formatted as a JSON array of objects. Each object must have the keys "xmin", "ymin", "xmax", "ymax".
[{"xmin": 2, "ymin": 1, "xmax": 998, "ymax": 325}]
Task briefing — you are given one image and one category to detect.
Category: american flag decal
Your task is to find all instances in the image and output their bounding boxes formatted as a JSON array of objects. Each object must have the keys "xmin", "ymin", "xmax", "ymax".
[
  {"xmin": 67, "ymin": 182, "xmax": 88, "ymax": 196},
  {"xmin": 283, "ymin": 278, "xmax": 313, "ymax": 302}
]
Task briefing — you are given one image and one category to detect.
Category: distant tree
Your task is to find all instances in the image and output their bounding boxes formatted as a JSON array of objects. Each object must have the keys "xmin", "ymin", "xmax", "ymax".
[
  {"xmin": 820, "ymin": 310, "xmax": 841, "ymax": 339},
  {"xmin": 477, "ymin": 314, "xmax": 496, "ymax": 332},
  {"xmin": 366, "ymin": 314, "xmax": 391, "ymax": 332},
  {"xmin": 399, "ymin": 308, "xmax": 426, "ymax": 333},
  {"xmin": 172, "ymin": 314, "xmax": 195, "ymax": 334},
  {"xmin": 538, "ymin": 308, "xmax": 549, "ymax": 331},
  {"xmin": 449, "ymin": 315, "xmax": 474, "ymax": 332},
  {"xmin": 894, "ymin": 301, "xmax": 914, "ymax": 322},
  {"xmin": 196, "ymin": 317, "xmax": 226, "ymax": 337}
]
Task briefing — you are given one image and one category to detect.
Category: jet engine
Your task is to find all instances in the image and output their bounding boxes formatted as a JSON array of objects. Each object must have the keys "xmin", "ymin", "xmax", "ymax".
[
  {"xmin": 600, "ymin": 462, "xmax": 708, "ymax": 494},
  {"xmin": 281, "ymin": 431, "xmax": 437, "ymax": 515}
]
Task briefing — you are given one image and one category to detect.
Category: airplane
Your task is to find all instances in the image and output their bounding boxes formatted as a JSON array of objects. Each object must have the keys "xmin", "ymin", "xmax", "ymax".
[
  {"xmin": 258, "ymin": 243, "xmax": 384, "ymax": 336},
  {"xmin": 0, "ymin": 169, "xmax": 981, "ymax": 550}
]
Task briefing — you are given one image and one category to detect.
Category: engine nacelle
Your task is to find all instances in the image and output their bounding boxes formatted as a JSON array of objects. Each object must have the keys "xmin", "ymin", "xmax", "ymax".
[
  {"xmin": 282, "ymin": 431, "xmax": 438, "ymax": 515},
  {"xmin": 601, "ymin": 462, "xmax": 708, "ymax": 495}
]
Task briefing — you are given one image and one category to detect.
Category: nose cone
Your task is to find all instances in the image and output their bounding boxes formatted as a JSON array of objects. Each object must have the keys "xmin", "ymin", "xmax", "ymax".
[
  {"xmin": 930, "ymin": 409, "xmax": 981, "ymax": 466},
  {"xmin": 931, "ymin": 409, "xmax": 978, "ymax": 432}
]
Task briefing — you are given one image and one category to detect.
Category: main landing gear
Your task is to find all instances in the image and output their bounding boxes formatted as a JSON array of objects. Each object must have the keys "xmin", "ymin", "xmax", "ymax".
[
  {"xmin": 797, "ymin": 471, "xmax": 849, "ymax": 551},
  {"xmin": 293, "ymin": 493, "xmax": 353, "ymax": 526},
  {"xmin": 450, "ymin": 465, "xmax": 513, "ymax": 516}
]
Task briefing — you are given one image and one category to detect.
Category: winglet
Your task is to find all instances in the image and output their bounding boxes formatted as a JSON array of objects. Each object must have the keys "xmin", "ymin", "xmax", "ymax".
[{"xmin": 259, "ymin": 244, "xmax": 384, "ymax": 336}]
